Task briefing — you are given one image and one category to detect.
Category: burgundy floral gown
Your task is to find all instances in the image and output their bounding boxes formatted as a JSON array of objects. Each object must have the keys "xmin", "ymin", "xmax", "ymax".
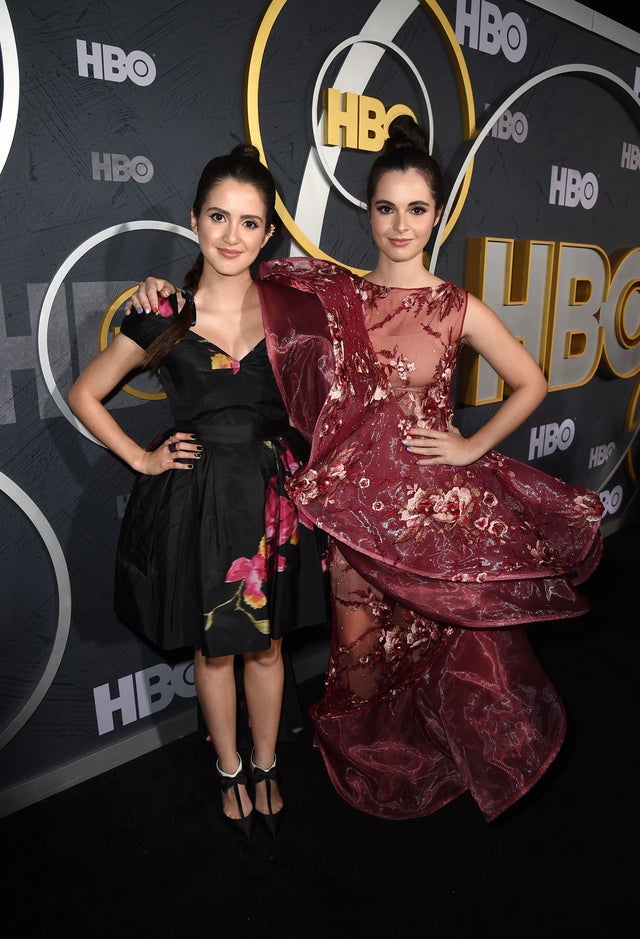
[{"xmin": 258, "ymin": 257, "xmax": 603, "ymax": 822}]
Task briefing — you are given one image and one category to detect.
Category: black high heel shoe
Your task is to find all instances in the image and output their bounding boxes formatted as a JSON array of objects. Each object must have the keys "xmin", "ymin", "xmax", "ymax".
[
  {"xmin": 251, "ymin": 749, "xmax": 284, "ymax": 838},
  {"xmin": 216, "ymin": 753, "xmax": 253, "ymax": 841}
]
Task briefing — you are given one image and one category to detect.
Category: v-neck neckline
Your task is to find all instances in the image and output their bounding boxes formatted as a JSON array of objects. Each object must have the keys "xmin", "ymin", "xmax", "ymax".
[{"xmin": 189, "ymin": 332, "xmax": 266, "ymax": 363}]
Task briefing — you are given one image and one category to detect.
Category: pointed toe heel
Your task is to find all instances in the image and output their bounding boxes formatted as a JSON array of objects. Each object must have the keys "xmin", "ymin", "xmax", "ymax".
[
  {"xmin": 251, "ymin": 749, "xmax": 285, "ymax": 838},
  {"xmin": 216, "ymin": 753, "xmax": 254, "ymax": 841}
]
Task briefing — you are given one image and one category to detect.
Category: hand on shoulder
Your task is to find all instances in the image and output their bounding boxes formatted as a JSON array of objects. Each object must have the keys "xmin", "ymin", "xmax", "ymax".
[{"xmin": 125, "ymin": 277, "xmax": 177, "ymax": 315}]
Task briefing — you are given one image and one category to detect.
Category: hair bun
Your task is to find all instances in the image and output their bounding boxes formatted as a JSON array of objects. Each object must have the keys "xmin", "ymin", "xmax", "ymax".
[
  {"xmin": 386, "ymin": 114, "xmax": 430, "ymax": 154},
  {"xmin": 230, "ymin": 143, "xmax": 261, "ymax": 162}
]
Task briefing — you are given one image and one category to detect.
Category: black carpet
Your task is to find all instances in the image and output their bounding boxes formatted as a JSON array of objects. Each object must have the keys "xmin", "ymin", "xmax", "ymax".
[{"xmin": 4, "ymin": 524, "xmax": 638, "ymax": 938}]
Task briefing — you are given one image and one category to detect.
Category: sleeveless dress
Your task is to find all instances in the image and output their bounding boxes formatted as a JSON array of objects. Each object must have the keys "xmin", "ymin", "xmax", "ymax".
[
  {"xmin": 257, "ymin": 257, "xmax": 604, "ymax": 821},
  {"xmin": 114, "ymin": 287, "xmax": 327, "ymax": 657}
]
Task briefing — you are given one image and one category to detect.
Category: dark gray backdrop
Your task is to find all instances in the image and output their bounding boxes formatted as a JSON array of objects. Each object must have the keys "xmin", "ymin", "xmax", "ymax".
[{"xmin": 1, "ymin": 0, "xmax": 638, "ymax": 816}]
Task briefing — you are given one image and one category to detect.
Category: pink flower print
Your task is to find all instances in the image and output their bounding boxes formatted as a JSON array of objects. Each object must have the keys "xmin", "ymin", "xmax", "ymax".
[
  {"xmin": 487, "ymin": 519, "xmax": 509, "ymax": 539},
  {"xmin": 400, "ymin": 486, "xmax": 434, "ymax": 528},
  {"xmin": 288, "ymin": 468, "xmax": 320, "ymax": 504},
  {"xmin": 210, "ymin": 352, "xmax": 240, "ymax": 374},
  {"xmin": 266, "ymin": 495, "xmax": 298, "ymax": 546},
  {"xmin": 369, "ymin": 381, "xmax": 389, "ymax": 403},
  {"xmin": 279, "ymin": 447, "xmax": 302, "ymax": 475},
  {"xmin": 430, "ymin": 486, "xmax": 473, "ymax": 524},
  {"xmin": 400, "ymin": 484, "xmax": 475, "ymax": 531},
  {"xmin": 156, "ymin": 298, "xmax": 174, "ymax": 318},
  {"xmin": 574, "ymin": 492, "xmax": 604, "ymax": 521},
  {"xmin": 398, "ymin": 416, "xmax": 414, "ymax": 437},
  {"xmin": 225, "ymin": 537, "xmax": 268, "ymax": 609},
  {"xmin": 381, "ymin": 345, "xmax": 416, "ymax": 384},
  {"xmin": 265, "ymin": 488, "xmax": 299, "ymax": 572},
  {"xmin": 529, "ymin": 538, "xmax": 557, "ymax": 565},
  {"xmin": 288, "ymin": 451, "xmax": 352, "ymax": 506}
]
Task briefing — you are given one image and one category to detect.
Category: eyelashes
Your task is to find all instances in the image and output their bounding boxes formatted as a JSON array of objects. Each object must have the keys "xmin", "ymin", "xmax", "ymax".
[
  {"xmin": 375, "ymin": 205, "xmax": 428, "ymax": 216},
  {"xmin": 207, "ymin": 213, "xmax": 261, "ymax": 230}
]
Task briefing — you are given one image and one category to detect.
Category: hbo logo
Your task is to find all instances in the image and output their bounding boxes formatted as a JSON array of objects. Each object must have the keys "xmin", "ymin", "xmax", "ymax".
[
  {"xmin": 528, "ymin": 418, "xmax": 575, "ymax": 460},
  {"xmin": 91, "ymin": 152, "xmax": 154, "ymax": 184},
  {"xmin": 491, "ymin": 107, "xmax": 528, "ymax": 142},
  {"xmin": 94, "ymin": 660, "xmax": 196, "ymax": 735},
  {"xmin": 76, "ymin": 39, "xmax": 156, "ymax": 87},
  {"xmin": 456, "ymin": 0, "xmax": 527, "ymax": 63},
  {"xmin": 549, "ymin": 165, "xmax": 598, "ymax": 209},
  {"xmin": 588, "ymin": 442, "xmax": 615, "ymax": 469},
  {"xmin": 621, "ymin": 143, "xmax": 640, "ymax": 170},
  {"xmin": 599, "ymin": 486, "xmax": 622, "ymax": 518},
  {"xmin": 323, "ymin": 88, "xmax": 416, "ymax": 152}
]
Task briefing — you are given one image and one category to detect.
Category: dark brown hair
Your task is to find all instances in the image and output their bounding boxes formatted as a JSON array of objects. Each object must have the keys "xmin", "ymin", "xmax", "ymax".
[
  {"xmin": 144, "ymin": 144, "xmax": 276, "ymax": 371},
  {"xmin": 365, "ymin": 114, "xmax": 445, "ymax": 213}
]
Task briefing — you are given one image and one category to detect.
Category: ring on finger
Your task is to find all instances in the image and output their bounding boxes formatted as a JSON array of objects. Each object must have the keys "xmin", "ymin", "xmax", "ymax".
[{"xmin": 168, "ymin": 441, "xmax": 178, "ymax": 453}]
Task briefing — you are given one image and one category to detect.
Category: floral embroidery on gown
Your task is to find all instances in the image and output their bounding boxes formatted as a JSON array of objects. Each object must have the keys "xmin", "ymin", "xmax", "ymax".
[{"xmin": 257, "ymin": 257, "xmax": 603, "ymax": 821}]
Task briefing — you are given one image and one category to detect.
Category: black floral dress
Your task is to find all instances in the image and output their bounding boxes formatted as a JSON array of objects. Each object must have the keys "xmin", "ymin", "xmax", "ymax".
[{"xmin": 114, "ymin": 289, "xmax": 327, "ymax": 656}]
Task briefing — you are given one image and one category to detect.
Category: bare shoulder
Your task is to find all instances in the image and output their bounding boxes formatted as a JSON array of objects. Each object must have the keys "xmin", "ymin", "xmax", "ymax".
[{"xmin": 461, "ymin": 291, "xmax": 510, "ymax": 339}]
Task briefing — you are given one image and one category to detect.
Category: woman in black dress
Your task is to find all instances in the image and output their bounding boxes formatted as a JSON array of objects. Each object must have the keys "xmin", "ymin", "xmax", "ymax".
[{"xmin": 67, "ymin": 146, "xmax": 326, "ymax": 839}]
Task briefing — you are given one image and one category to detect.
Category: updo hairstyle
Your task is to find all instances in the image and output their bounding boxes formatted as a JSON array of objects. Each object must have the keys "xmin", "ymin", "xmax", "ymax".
[{"xmin": 365, "ymin": 114, "xmax": 445, "ymax": 214}]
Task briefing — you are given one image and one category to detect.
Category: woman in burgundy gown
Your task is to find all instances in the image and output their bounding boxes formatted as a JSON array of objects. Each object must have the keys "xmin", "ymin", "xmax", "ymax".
[{"xmin": 256, "ymin": 116, "xmax": 603, "ymax": 822}]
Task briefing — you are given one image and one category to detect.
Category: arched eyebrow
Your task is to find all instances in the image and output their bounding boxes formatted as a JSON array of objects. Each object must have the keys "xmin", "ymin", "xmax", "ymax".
[
  {"xmin": 204, "ymin": 204, "xmax": 265, "ymax": 223},
  {"xmin": 373, "ymin": 198, "xmax": 430, "ymax": 208}
]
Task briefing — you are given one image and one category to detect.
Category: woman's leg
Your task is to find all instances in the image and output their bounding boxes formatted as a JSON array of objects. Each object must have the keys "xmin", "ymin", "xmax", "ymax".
[
  {"xmin": 243, "ymin": 638, "xmax": 284, "ymax": 814},
  {"xmin": 194, "ymin": 648, "xmax": 252, "ymax": 819},
  {"xmin": 328, "ymin": 541, "xmax": 392, "ymax": 702}
]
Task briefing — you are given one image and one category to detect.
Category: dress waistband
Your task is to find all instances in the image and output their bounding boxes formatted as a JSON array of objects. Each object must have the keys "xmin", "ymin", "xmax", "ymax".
[{"xmin": 193, "ymin": 421, "xmax": 290, "ymax": 444}]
